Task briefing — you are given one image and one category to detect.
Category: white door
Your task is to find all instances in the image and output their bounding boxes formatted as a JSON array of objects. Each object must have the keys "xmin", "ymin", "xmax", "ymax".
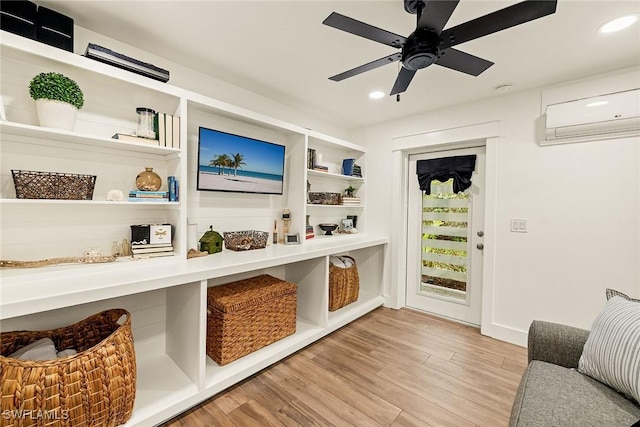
[{"xmin": 406, "ymin": 146, "xmax": 485, "ymax": 325}]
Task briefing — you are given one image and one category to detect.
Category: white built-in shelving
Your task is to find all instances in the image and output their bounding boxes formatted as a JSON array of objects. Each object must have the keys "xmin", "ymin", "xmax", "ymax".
[{"xmin": 0, "ymin": 29, "xmax": 386, "ymax": 427}]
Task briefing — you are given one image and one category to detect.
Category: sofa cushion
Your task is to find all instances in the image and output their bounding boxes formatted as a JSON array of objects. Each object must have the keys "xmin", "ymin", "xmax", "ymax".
[
  {"xmin": 578, "ymin": 296, "xmax": 640, "ymax": 403},
  {"xmin": 510, "ymin": 361, "xmax": 640, "ymax": 427}
]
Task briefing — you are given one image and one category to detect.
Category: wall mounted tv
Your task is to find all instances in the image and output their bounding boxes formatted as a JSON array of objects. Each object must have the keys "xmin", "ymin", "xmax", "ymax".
[{"xmin": 197, "ymin": 127, "xmax": 285, "ymax": 195}]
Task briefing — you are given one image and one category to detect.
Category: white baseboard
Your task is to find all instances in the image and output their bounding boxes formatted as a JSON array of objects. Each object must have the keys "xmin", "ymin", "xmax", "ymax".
[{"xmin": 482, "ymin": 322, "xmax": 528, "ymax": 347}]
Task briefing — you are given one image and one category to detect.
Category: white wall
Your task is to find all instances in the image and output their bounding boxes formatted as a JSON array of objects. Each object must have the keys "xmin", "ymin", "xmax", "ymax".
[{"xmin": 354, "ymin": 69, "xmax": 640, "ymax": 345}]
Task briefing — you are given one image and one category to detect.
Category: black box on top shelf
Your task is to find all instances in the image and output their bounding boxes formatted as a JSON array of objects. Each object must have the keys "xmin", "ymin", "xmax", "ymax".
[
  {"xmin": 0, "ymin": 1, "xmax": 38, "ymax": 39},
  {"xmin": 36, "ymin": 6, "xmax": 73, "ymax": 52}
]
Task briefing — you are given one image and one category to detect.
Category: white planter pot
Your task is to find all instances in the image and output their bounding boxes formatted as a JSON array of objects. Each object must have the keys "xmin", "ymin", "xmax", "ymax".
[{"xmin": 35, "ymin": 99, "xmax": 78, "ymax": 131}]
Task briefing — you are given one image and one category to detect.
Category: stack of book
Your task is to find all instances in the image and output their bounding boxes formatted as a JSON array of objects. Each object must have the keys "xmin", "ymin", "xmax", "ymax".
[
  {"xmin": 307, "ymin": 148, "xmax": 316, "ymax": 170},
  {"xmin": 129, "ymin": 190, "xmax": 169, "ymax": 202},
  {"xmin": 112, "ymin": 133, "xmax": 160, "ymax": 146},
  {"xmin": 341, "ymin": 197, "xmax": 361, "ymax": 206},
  {"xmin": 156, "ymin": 112, "xmax": 180, "ymax": 149},
  {"xmin": 313, "ymin": 165, "xmax": 329, "ymax": 173},
  {"xmin": 131, "ymin": 242, "xmax": 174, "ymax": 259},
  {"xmin": 111, "ymin": 111, "xmax": 180, "ymax": 149},
  {"xmin": 351, "ymin": 164, "xmax": 363, "ymax": 178},
  {"xmin": 305, "ymin": 225, "xmax": 315, "ymax": 240},
  {"xmin": 167, "ymin": 176, "xmax": 179, "ymax": 202}
]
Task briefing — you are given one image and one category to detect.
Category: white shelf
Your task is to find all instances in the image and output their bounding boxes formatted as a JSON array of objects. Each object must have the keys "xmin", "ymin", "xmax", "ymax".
[
  {"xmin": 307, "ymin": 133, "xmax": 367, "ymax": 153},
  {"xmin": 307, "ymin": 169, "xmax": 365, "ymax": 182},
  {"xmin": 1, "ymin": 121, "xmax": 180, "ymax": 157},
  {"xmin": 310, "ymin": 233, "xmax": 364, "ymax": 241},
  {"xmin": 0, "ymin": 199, "xmax": 180, "ymax": 206},
  {"xmin": 307, "ymin": 203, "xmax": 364, "ymax": 209},
  {"xmin": 205, "ymin": 319, "xmax": 322, "ymax": 388},
  {"xmin": 0, "ymin": 237, "xmax": 387, "ymax": 320},
  {"xmin": 0, "ymin": 30, "xmax": 183, "ymax": 98},
  {"xmin": 126, "ymin": 352, "xmax": 198, "ymax": 426},
  {"xmin": 328, "ymin": 291, "xmax": 385, "ymax": 328}
]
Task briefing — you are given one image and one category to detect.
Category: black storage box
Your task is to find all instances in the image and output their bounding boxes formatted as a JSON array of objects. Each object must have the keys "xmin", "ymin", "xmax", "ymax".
[
  {"xmin": 0, "ymin": 1, "xmax": 38, "ymax": 39},
  {"xmin": 37, "ymin": 6, "xmax": 73, "ymax": 51}
]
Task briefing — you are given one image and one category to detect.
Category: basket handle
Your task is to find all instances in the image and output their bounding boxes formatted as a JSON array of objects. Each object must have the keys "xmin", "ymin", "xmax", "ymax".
[{"xmin": 102, "ymin": 309, "xmax": 131, "ymax": 326}]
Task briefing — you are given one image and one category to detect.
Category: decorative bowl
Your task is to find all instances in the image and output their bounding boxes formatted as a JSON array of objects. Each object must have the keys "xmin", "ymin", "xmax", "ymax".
[{"xmin": 319, "ymin": 223, "xmax": 338, "ymax": 236}]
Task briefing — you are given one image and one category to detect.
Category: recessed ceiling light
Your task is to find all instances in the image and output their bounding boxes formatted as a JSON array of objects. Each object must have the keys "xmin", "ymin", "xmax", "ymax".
[
  {"xmin": 599, "ymin": 14, "xmax": 638, "ymax": 33},
  {"xmin": 369, "ymin": 91, "xmax": 385, "ymax": 99},
  {"xmin": 495, "ymin": 84, "xmax": 514, "ymax": 95}
]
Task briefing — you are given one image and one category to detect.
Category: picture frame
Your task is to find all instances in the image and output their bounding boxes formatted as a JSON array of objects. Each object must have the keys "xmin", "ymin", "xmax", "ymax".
[
  {"xmin": 341, "ymin": 219, "xmax": 353, "ymax": 230},
  {"xmin": 285, "ymin": 233, "xmax": 300, "ymax": 245}
]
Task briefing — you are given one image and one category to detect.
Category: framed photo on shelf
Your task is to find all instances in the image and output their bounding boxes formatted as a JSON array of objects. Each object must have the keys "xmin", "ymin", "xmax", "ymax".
[
  {"xmin": 341, "ymin": 219, "xmax": 353, "ymax": 231},
  {"xmin": 285, "ymin": 233, "xmax": 300, "ymax": 245}
]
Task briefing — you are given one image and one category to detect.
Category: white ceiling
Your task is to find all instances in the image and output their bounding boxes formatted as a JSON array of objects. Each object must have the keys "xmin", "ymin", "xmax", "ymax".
[{"xmin": 43, "ymin": 1, "xmax": 640, "ymax": 130}]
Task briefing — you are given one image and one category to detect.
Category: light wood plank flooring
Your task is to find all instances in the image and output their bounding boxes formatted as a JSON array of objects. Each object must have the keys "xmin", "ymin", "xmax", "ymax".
[{"xmin": 162, "ymin": 307, "xmax": 528, "ymax": 427}]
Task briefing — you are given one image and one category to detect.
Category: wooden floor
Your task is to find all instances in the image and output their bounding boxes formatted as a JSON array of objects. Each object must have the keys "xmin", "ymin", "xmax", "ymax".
[{"xmin": 161, "ymin": 307, "xmax": 528, "ymax": 427}]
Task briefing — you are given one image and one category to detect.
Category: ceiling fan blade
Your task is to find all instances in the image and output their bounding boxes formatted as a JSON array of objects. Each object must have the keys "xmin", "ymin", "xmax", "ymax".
[
  {"xmin": 329, "ymin": 53, "xmax": 402, "ymax": 81},
  {"xmin": 435, "ymin": 48, "xmax": 493, "ymax": 76},
  {"xmin": 417, "ymin": 0, "xmax": 460, "ymax": 33},
  {"xmin": 390, "ymin": 67, "xmax": 417, "ymax": 95},
  {"xmin": 440, "ymin": 0, "xmax": 557, "ymax": 49},
  {"xmin": 323, "ymin": 12, "xmax": 407, "ymax": 48}
]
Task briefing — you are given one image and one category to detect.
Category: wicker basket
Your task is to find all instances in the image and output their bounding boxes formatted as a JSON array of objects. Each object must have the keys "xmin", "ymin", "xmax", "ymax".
[
  {"xmin": 207, "ymin": 274, "xmax": 297, "ymax": 365},
  {"xmin": 329, "ymin": 256, "xmax": 360, "ymax": 311},
  {"xmin": 11, "ymin": 169, "xmax": 96, "ymax": 200},
  {"xmin": 0, "ymin": 309, "xmax": 136, "ymax": 427},
  {"xmin": 308, "ymin": 192, "xmax": 342, "ymax": 205},
  {"xmin": 223, "ymin": 230, "xmax": 269, "ymax": 251}
]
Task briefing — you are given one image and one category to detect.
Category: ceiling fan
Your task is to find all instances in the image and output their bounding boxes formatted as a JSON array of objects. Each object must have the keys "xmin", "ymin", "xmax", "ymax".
[{"xmin": 323, "ymin": 0, "xmax": 558, "ymax": 96}]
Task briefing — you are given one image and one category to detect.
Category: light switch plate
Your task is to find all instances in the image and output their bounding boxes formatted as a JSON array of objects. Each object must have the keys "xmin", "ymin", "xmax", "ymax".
[{"xmin": 510, "ymin": 218, "xmax": 528, "ymax": 233}]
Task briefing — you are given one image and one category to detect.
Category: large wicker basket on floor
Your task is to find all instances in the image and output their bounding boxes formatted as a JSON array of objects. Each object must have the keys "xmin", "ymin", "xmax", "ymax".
[
  {"xmin": 329, "ymin": 256, "xmax": 360, "ymax": 311},
  {"xmin": 0, "ymin": 309, "xmax": 136, "ymax": 427}
]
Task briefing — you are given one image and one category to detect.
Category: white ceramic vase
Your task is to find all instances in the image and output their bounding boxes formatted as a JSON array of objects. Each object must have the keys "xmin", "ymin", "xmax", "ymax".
[{"xmin": 35, "ymin": 99, "xmax": 78, "ymax": 131}]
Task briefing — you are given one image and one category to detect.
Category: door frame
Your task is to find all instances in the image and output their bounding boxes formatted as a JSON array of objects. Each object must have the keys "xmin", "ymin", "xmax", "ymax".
[
  {"xmin": 406, "ymin": 146, "xmax": 486, "ymax": 326},
  {"xmin": 388, "ymin": 122, "xmax": 500, "ymax": 336}
]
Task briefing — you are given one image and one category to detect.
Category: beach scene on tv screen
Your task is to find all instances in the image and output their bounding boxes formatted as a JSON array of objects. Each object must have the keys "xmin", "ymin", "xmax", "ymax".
[{"xmin": 198, "ymin": 129, "xmax": 285, "ymax": 194}]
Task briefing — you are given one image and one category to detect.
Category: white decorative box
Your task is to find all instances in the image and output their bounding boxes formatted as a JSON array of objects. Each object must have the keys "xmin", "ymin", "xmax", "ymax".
[{"xmin": 131, "ymin": 223, "xmax": 172, "ymax": 245}]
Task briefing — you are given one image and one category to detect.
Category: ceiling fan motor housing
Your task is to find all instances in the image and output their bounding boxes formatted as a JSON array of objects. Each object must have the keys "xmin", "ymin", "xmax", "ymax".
[
  {"xmin": 404, "ymin": 0, "xmax": 428, "ymax": 15},
  {"xmin": 402, "ymin": 28, "xmax": 440, "ymax": 70}
]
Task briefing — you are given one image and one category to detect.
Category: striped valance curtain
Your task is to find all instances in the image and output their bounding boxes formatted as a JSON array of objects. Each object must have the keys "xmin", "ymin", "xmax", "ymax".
[{"xmin": 416, "ymin": 155, "xmax": 476, "ymax": 195}]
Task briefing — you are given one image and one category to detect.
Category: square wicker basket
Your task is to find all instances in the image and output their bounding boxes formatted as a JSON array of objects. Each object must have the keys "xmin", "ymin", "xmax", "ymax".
[
  {"xmin": 206, "ymin": 274, "xmax": 297, "ymax": 365},
  {"xmin": 11, "ymin": 169, "xmax": 96, "ymax": 200}
]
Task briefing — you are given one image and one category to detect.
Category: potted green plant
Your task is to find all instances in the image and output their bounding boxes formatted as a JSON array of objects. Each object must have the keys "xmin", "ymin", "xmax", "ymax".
[
  {"xmin": 29, "ymin": 72, "xmax": 84, "ymax": 131},
  {"xmin": 344, "ymin": 185, "xmax": 357, "ymax": 198}
]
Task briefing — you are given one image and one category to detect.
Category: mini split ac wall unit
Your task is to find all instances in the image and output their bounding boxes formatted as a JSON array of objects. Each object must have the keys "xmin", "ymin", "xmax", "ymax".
[{"xmin": 541, "ymin": 88, "xmax": 640, "ymax": 146}]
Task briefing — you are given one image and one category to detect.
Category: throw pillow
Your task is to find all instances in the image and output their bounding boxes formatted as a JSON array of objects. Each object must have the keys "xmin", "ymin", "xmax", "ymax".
[
  {"xmin": 578, "ymin": 296, "xmax": 640, "ymax": 403},
  {"xmin": 606, "ymin": 288, "xmax": 640, "ymax": 302}
]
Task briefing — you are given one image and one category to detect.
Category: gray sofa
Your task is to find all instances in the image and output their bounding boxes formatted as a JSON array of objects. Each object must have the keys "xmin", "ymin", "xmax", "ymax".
[{"xmin": 509, "ymin": 321, "xmax": 640, "ymax": 427}]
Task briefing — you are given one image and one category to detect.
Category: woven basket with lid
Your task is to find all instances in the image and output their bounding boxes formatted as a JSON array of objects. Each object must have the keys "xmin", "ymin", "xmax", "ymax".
[{"xmin": 206, "ymin": 274, "xmax": 297, "ymax": 365}]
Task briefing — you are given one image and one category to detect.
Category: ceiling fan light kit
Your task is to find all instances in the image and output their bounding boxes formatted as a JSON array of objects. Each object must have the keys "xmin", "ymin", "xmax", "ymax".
[{"xmin": 323, "ymin": 0, "xmax": 558, "ymax": 96}]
